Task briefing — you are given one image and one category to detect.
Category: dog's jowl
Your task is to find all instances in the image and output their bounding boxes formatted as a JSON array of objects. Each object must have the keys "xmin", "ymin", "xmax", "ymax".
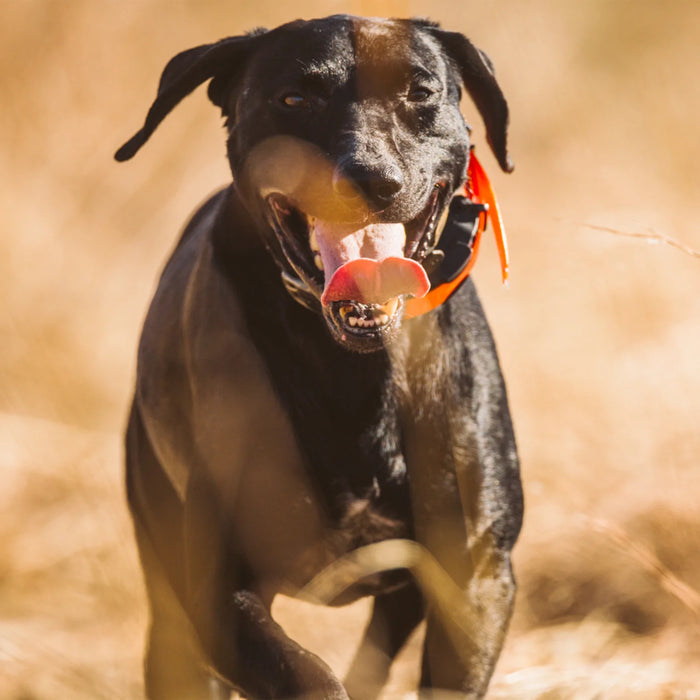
[{"xmin": 118, "ymin": 15, "xmax": 523, "ymax": 700}]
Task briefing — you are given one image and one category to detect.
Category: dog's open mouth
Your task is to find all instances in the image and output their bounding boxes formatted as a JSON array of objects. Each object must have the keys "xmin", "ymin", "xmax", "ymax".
[{"xmin": 266, "ymin": 184, "xmax": 448, "ymax": 347}]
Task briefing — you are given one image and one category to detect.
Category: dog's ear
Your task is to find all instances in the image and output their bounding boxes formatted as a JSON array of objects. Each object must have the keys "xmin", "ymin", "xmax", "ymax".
[
  {"xmin": 115, "ymin": 32, "xmax": 264, "ymax": 162},
  {"xmin": 427, "ymin": 28, "xmax": 514, "ymax": 173}
]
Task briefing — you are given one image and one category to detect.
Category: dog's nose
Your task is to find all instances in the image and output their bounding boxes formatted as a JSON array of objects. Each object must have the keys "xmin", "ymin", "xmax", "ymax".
[{"xmin": 333, "ymin": 161, "xmax": 404, "ymax": 211}]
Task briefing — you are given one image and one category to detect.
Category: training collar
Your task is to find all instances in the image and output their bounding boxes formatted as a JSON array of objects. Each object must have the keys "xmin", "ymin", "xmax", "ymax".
[
  {"xmin": 281, "ymin": 148, "xmax": 509, "ymax": 318},
  {"xmin": 404, "ymin": 149, "xmax": 509, "ymax": 318}
]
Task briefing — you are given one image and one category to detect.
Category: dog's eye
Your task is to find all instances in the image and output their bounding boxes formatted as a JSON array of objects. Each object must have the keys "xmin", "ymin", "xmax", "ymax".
[
  {"xmin": 280, "ymin": 92, "xmax": 308, "ymax": 109},
  {"xmin": 407, "ymin": 87, "xmax": 433, "ymax": 102}
]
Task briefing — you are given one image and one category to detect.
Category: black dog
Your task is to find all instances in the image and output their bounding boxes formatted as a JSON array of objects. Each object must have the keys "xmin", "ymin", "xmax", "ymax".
[{"xmin": 118, "ymin": 15, "xmax": 523, "ymax": 699}]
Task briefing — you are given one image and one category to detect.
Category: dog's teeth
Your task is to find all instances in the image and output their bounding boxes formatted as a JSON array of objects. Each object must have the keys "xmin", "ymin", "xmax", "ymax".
[
  {"xmin": 309, "ymin": 226, "xmax": 319, "ymax": 253},
  {"xmin": 343, "ymin": 305, "xmax": 391, "ymax": 330},
  {"xmin": 314, "ymin": 253, "xmax": 324, "ymax": 270}
]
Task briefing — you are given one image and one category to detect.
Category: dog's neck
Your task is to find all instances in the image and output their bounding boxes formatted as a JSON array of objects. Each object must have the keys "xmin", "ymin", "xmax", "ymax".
[{"xmin": 213, "ymin": 185, "xmax": 267, "ymax": 254}]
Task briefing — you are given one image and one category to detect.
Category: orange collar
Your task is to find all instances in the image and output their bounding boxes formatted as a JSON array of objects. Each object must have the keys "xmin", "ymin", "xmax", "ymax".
[{"xmin": 404, "ymin": 150, "xmax": 509, "ymax": 318}]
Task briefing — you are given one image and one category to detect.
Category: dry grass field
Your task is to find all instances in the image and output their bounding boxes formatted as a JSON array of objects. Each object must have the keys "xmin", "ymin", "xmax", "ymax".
[{"xmin": 1, "ymin": 1, "xmax": 699, "ymax": 698}]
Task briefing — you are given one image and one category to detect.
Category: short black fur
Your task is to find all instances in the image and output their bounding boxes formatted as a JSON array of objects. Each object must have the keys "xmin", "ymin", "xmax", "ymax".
[{"xmin": 118, "ymin": 15, "xmax": 522, "ymax": 699}]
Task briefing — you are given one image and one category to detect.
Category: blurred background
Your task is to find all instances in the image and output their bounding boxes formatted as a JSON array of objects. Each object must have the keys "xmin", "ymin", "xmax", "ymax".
[{"xmin": 1, "ymin": 0, "xmax": 698, "ymax": 697}]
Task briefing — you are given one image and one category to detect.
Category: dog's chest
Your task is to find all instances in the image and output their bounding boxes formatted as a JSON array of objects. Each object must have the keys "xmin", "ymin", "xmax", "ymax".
[
  {"xmin": 283, "ymin": 365, "xmax": 414, "ymax": 539},
  {"xmin": 263, "ymin": 361, "xmax": 415, "ymax": 594},
  {"xmin": 229, "ymin": 272, "xmax": 459, "ymax": 586},
  {"xmin": 255, "ymin": 320, "xmax": 416, "ymax": 540}
]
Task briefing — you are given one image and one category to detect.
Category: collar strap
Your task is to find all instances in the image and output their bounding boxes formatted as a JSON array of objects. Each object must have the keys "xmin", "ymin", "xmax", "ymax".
[
  {"xmin": 403, "ymin": 149, "xmax": 509, "ymax": 318},
  {"xmin": 280, "ymin": 148, "xmax": 509, "ymax": 317}
]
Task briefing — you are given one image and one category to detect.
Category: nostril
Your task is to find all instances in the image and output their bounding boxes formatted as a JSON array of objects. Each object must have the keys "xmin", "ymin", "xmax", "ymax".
[{"xmin": 373, "ymin": 168, "xmax": 404, "ymax": 200}]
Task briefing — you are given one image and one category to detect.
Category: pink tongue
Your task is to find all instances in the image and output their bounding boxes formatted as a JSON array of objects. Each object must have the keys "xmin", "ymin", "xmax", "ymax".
[
  {"xmin": 314, "ymin": 219, "xmax": 430, "ymax": 306},
  {"xmin": 321, "ymin": 258, "xmax": 429, "ymax": 305}
]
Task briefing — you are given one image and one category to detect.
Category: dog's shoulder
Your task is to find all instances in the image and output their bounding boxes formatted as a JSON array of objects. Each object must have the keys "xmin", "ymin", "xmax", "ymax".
[
  {"xmin": 134, "ymin": 188, "xmax": 308, "ymax": 499},
  {"xmin": 138, "ymin": 188, "xmax": 255, "ymax": 371}
]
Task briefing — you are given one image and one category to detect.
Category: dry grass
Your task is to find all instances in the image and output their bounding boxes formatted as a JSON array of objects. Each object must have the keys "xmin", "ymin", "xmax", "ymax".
[{"xmin": 1, "ymin": 0, "xmax": 699, "ymax": 697}]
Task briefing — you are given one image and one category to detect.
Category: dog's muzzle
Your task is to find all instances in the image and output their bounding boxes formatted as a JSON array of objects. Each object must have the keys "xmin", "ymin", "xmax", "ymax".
[{"xmin": 265, "ymin": 183, "xmax": 451, "ymax": 351}]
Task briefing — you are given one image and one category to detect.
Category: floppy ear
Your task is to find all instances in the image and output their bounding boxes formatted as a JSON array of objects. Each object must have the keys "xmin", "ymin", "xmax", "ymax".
[
  {"xmin": 114, "ymin": 32, "xmax": 263, "ymax": 162},
  {"xmin": 428, "ymin": 28, "xmax": 514, "ymax": 173}
]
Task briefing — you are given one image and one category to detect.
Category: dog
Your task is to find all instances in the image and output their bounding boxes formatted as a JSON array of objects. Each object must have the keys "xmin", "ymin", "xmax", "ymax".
[{"xmin": 117, "ymin": 15, "xmax": 523, "ymax": 699}]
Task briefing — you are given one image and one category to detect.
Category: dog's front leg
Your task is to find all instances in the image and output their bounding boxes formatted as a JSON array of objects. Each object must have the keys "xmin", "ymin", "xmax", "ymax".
[
  {"xmin": 399, "ymin": 373, "xmax": 516, "ymax": 695},
  {"xmin": 419, "ymin": 545, "xmax": 516, "ymax": 699},
  {"xmin": 199, "ymin": 588, "xmax": 349, "ymax": 700},
  {"xmin": 408, "ymin": 458, "xmax": 517, "ymax": 698},
  {"xmin": 183, "ymin": 470, "xmax": 349, "ymax": 700}
]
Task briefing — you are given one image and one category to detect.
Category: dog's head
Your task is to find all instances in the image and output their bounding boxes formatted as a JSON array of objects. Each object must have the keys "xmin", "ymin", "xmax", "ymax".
[{"xmin": 116, "ymin": 15, "xmax": 513, "ymax": 352}]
